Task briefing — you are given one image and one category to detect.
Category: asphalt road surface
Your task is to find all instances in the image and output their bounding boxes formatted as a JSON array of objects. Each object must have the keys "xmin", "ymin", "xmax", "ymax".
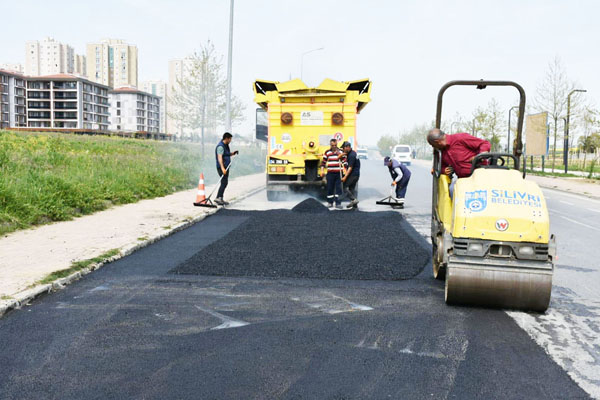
[{"xmin": 0, "ymin": 153, "xmax": 592, "ymax": 399}]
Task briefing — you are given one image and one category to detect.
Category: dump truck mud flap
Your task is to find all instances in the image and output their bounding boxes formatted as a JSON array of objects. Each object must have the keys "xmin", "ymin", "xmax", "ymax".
[{"xmin": 445, "ymin": 255, "xmax": 553, "ymax": 312}]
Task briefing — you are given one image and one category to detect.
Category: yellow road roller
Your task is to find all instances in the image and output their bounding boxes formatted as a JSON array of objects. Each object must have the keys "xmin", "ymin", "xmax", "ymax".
[{"xmin": 431, "ymin": 80, "xmax": 555, "ymax": 312}]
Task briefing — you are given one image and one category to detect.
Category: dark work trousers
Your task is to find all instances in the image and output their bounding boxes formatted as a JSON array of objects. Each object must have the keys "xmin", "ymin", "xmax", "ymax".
[
  {"xmin": 344, "ymin": 174, "xmax": 359, "ymax": 201},
  {"xmin": 326, "ymin": 172, "xmax": 343, "ymax": 205},
  {"xmin": 217, "ymin": 168, "xmax": 229, "ymax": 199},
  {"xmin": 395, "ymin": 173, "xmax": 411, "ymax": 199}
]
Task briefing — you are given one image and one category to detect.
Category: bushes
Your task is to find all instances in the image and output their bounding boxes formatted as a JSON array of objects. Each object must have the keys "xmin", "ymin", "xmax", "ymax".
[{"xmin": 0, "ymin": 131, "xmax": 264, "ymax": 235}]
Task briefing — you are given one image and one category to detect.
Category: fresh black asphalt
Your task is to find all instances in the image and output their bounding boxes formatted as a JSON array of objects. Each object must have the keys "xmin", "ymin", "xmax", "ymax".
[
  {"xmin": 0, "ymin": 198, "xmax": 589, "ymax": 399},
  {"xmin": 173, "ymin": 200, "xmax": 429, "ymax": 280}
]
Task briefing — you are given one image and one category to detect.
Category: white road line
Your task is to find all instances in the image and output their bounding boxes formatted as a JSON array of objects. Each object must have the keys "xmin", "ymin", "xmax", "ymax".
[
  {"xmin": 588, "ymin": 208, "xmax": 600, "ymax": 213},
  {"xmin": 560, "ymin": 216, "xmax": 600, "ymax": 232},
  {"xmin": 559, "ymin": 200, "xmax": 575, "ymax": 206},
  {"xmin": 195, "ymin": 305, "xmax": 249, "ymax": 330}
]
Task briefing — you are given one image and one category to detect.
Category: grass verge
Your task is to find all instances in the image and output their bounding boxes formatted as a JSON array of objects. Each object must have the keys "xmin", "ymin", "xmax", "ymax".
[
  {"xmin": 0, "ymin": 131, "xmax": 265, "ymax": 235},
  {"xmin": 37, "ymin": 248, "xmax": 120, "ymax": 285}
]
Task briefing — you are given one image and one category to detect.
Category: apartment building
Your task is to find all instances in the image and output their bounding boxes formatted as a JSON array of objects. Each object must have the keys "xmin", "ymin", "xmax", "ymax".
[
  {"xmin": 87, "ymin": 39, "xmax": 138, "ymax": 88},
  {"xmin": 26, "ymin": 74, "xmax": 110, "ymax": 130},
  {"xmin": 0, "ymin": 69, "xmax": 27, "ymax": 129},
  {"xmin": 25, "ymin": 37, "xmax": 86, "ymax": 77},
  {"xmin": 139, "ymin": 80, "xmax": 167, "ymax": 132},
  {"xmin": 0, "ymin": 63, "xmax": 23, "ymax": 74},
  {"xmin": 74, "ymin": 55, "xmax": 87, "ymax": 77},
  {"xmin": 109, "ymin": 87, "xmax": 160, "ymax": 133},
  {"xmin": 168, "ymin": 58, "xmax": 195, "ymax": 136}
]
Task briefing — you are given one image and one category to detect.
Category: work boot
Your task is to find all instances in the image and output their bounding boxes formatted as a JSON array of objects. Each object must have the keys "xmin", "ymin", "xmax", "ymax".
[
  {"xmin": 335, "ymin": 204, "xmax": 343, "ymax": 210},
  {"xmin": 394, "ymin": 197, "xmax": 405, "ymax": 204},
  {"xmin": 347, "ymin": 199, "xmax": 359, "ymax": 208},
  {"xmin": 215, "ymin": 197, "xmax": 229, "ymax": 206},
  {"xmin": 327, "ymin": 203, "xmax": 334, "ymax": 208}
]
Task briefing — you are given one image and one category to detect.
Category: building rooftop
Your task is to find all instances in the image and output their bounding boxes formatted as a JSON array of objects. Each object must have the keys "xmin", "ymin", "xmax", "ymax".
[
  {"xmin": 0, "ymin": 68, "xmax": 25, "ymax": 78},
  {"xmin": 27, "ymin": 73, "xmax": 111, "ymax": 89},
  {"xmin": 110, "ymin": 86, "xmax": 159, "ymax": 97}
]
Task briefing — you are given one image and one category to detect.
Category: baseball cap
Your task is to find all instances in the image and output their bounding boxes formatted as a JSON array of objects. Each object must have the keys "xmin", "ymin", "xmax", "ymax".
[{"xmin": 384, "ymin": 156, "xmax": 391, "ymax": 165}]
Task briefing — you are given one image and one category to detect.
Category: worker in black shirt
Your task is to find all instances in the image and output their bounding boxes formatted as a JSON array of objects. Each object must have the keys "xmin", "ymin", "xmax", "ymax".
[{"xmin": 341, "ymin": 141, "xmax": 360, "ymax": 209}]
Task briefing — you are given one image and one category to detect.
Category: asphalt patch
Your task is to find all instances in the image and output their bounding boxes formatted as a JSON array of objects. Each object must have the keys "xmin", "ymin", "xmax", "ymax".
[
  {"xmin": 171, "ymin": 204, "xmax": 430, "ymax": 281},
  {"xmin": 291, "ymin": 197, "xmax": 330, "ymax": 213}
]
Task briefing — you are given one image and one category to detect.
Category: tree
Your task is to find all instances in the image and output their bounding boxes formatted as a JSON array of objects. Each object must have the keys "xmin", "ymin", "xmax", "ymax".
[
  {"xmin": 377, "ymin": 135, "xmax": 397, "ymax": 156},
  {"xmin": 168, "ymin": 40, "xmax": 245, "ymax": 155},
  {"xmin": 481, "ymin": 99, "xmax": 505, "ymax": 151},
  {"xmin": 533, "ymin": 56, "xmax": 582, "ymax": 171},
  {"xmin": 578, "ymin": 107, "xmax": 600, "ymax": 168}
]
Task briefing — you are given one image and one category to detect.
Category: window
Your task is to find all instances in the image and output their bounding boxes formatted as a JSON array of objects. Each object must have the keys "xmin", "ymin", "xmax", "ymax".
[
  {"xmin": 116, "ymin": 109, "xmax": 120, "ymax": 116},
  {"xmin": 116, "ymin": 101, "xmax": 120, "ymax": 107}
]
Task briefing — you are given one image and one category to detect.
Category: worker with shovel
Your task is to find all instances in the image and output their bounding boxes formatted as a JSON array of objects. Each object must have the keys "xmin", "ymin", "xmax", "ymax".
[
  {"xmin": 215, "ymin": 132, "xmax": 239, "ymax": 205},
  {"xmin": 341, "ymin": 141, "xmax": 360, "ymax": 209},
  {"xmin": 384, "ymin": 156, "xmax": 411, "ymax": 205}
]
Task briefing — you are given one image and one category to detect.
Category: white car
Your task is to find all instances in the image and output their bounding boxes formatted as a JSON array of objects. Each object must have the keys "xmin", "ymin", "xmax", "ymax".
[
  {"xmin": 392, "ymin": 145, "xmax": 412, "ymax": 165},
  {"xmin": 356, "ymin": 148, "xmax": 368, "ymax": 160}
]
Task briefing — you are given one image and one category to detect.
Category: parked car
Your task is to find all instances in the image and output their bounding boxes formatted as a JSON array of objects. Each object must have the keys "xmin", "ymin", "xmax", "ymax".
[
  {"xmin": 392, "ymin": 145, "xmax": 412, "ymax": 165},
  {"xmin": 356, "ymin": 148, "xmax": 369, "ymax": 160}
]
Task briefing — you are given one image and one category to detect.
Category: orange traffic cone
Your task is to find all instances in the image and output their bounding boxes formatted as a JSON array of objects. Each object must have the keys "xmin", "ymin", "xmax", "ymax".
[
  {"xmin": 193, "ymin": 173, "xmax": 218, "ymax": 208},
  {"xmin": 194, "ymin": 173, "xmax": 207, "ymax": 205}
]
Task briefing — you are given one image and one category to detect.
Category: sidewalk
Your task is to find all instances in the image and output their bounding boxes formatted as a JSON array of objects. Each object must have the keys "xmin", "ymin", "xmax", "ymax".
[
  {"xmin": 0, "ymin": 173, "xmax": 265, "ymax": 316},
  {"xmin": 526, "ymin": 174, "xmax": 600, "ymax": 200}
]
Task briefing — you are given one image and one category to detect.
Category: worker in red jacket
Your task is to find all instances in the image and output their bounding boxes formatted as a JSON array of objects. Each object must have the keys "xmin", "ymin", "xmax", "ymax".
[{"xmin": 427, "ymin": 128, "xmax": 491, "ymax": 178}]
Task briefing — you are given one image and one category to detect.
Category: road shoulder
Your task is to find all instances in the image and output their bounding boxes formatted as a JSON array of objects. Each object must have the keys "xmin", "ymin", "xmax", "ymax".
[
  {"xmin": 0, "ymin": 173, "xmax": 265, "ymax": 317},
  {"xmin": 527, "ymin": 174, "xmax": 600, "ymax": 200}
]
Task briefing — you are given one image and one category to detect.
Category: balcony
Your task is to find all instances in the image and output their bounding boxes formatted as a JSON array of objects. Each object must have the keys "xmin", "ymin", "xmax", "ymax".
[
  {"xmin": 28, "ymin": 111, "xmax": 51, "ymax": 119},
  {"xmin": 54, "ymin": 111, "xmax": 78, "ymax": 120},
  {"xmin": 54, "ymin": 92, "xmax": 78, "ymax": 99},
  {"xmin": 54, "ymin": 121, "xmax": 77, "ymax": 128},
  {"xmin": 28, "ymin": 92, "xmax": 51, "ymax": 99},
  {"xmin": 54, "ymin": 102, "xmax": 78, "ymax": 110},
  {"xmin": 28, "ymin": 101, "xmax": 51, "ymax": 109},
  {"xmin": 27, "ymin": 82, "xmax": 51, "ymax": 90},
  {"xmin": 53, "ymin": 82, "xmax": 77, "ymax": 90}
]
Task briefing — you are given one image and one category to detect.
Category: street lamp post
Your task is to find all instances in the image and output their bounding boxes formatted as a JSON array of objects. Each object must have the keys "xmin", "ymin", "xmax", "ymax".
[
  {"xmin": 565, "ymin": 89, "xmax": 586, "ymax": 173},
  {"xmin": 300, "ymin": 47, "xmax": 324, "ymax": 81},
  {"xmin": 507, "ymin": 106, "xmax": 519, "ymax": 154},
  {"xmin": 225, "ymin": 0, "xmax": 235, "ymax": 133}
]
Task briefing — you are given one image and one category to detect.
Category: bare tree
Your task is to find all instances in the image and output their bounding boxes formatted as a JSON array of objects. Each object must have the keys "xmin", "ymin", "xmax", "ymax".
[
  {"xmin": 579, "ymin": 106, "xmax": 600, "ymax": 169},
  {"xmin": 481, "ymin": 98, "xmax": 505, "ymax": 151},
  {"xmin": 533, "ymin": 56, "xmax": 581, "ymax": 172},
  {"xmin": 168, "ymin": 40, "xmax": 245, "ymax": 155}
]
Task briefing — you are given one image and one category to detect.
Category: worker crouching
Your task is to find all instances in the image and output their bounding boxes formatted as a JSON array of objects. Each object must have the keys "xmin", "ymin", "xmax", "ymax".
[{"xmin": 384, "ymin": 156, "xmax": 411, "ymax": 205}]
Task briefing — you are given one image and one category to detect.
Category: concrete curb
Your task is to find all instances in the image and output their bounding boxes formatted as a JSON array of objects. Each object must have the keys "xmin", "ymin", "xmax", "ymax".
[
  {"xmin": 531, "ymin": 179, "xmax": 600, "ymax": 201},
  {"xmin": 0, "ymin": 184, "xmax": 265, "ymax": 318}
]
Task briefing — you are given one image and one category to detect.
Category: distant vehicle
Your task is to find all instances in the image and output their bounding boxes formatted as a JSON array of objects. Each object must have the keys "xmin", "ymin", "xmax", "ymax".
[
  {"xmin": 392, "ymin": 145, "xmax": 412, "ymax": 165},
  {"xmin": 356, "ymin": 148, "xmax": 368, "ymax": 160}
]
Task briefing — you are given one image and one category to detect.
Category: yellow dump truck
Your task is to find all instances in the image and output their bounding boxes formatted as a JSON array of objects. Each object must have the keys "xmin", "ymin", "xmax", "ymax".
[{"xmin": 253, "ymin": 78, "xmax": 371, "ymax": 200}]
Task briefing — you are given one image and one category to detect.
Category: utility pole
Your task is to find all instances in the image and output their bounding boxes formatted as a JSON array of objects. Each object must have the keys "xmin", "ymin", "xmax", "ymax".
[
  {"xmin": 225, "ymin": 0, "xmax": 234, "ymax": 133},
  {"xmin": 565, "ymin": 89, "xmax": 586, "ymax": 173},
  {"xmin": 507, "ymin": 106, "xmax": 518, "ymax": 154}
]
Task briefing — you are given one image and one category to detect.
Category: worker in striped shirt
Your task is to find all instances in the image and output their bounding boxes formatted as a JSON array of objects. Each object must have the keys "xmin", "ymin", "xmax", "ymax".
[{"xmin": 320, "ymin": 138, "xmax": 344, "ymax": 209}]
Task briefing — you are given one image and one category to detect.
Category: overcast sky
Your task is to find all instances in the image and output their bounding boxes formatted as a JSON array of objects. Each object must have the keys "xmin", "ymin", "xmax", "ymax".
[{"xmin": 4, "ymin": 0, "xmax": 599, "ymax": 145}]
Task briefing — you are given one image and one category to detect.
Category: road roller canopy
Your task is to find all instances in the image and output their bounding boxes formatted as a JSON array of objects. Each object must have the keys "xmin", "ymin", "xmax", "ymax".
[{"xmin": 253, "ymin": 78, "xmax": 372, "ymax": 113}]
